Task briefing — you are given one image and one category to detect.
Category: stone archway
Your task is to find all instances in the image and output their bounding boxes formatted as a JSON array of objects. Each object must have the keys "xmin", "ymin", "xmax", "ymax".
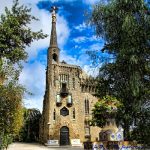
[{"xmin": 60, "ymin": 126, "xmax": 70, "ymax": 145}]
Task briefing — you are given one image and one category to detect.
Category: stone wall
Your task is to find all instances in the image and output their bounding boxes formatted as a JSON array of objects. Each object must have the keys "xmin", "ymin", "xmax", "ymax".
[{"xmin": 40, "ymin": 62, "xmax": 101, "ymax": 144}]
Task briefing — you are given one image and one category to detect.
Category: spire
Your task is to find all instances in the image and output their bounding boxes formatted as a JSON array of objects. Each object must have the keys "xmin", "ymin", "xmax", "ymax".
[{"xmin": 50, "ymin": 6, "xmax": 58, "ymax": 47}]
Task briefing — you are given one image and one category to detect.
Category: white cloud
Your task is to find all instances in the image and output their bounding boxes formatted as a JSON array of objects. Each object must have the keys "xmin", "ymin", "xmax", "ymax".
[
  {"xmin": 24, "ymin": 2, "xmax": 70, "ymax": 60},
  {"xmin": 26, "ymin": 10, "xmax": 70, "ymax": 59},
  {"xmin": 83, "ymin": 65, "xmax": 99, "ymax": 77},
  {"xmin": 89, "ymin": 42, "xmax": 103, "ymax": 50},
  {"xmin": 0, "ymin": 0, "xmax": 70, "ymax": 111},
  {"xmin": 73, "ymin": 36, "xmax": 87, "ymax": 43},
  {"xmin": 23, "ymin": 97, "xmax": 43, "ymax": 112},
  {"xmin": 73, "ymin": 35, "xmax": 101, "ymax": 43},
  {"xmin": 74, "ymin": 22, "xmax": 88, "ymax": 32},
  {"xmin": 0, "ymin": 1, "xmax": 13, "ymax": 16},
  {"xmin": 0, "ymin": 0, "xmax": 70, "ymax": 60},
  {"xmin": 19, "ymin": 61, "xmax": 46, "ymax": 111},
  {"xmin": 60, "ymin": 50, "xmax": 81, "ymax": 66}
]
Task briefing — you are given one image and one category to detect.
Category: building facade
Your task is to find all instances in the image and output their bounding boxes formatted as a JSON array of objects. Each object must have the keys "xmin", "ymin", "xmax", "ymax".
[{"xmin": 40, "ymin": 7, "xmax": 101, "ymax": 146}]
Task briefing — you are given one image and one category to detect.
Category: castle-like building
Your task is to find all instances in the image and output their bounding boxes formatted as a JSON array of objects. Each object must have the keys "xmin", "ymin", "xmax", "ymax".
[{"xmin": 40, "ymin": 7, "xmax": 101, "ymax": 146}]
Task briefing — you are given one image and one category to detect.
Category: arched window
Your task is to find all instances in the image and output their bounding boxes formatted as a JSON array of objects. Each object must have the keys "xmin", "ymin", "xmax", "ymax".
[
  {"xmin": 53, "ymin": 109, "xmax": 56, "ymax": 120},
  {"xmin": 73, "ymin": 108, "xmax": 75, "ymax": 119},
  {"xmin": 52, "ymin": 53, "xmax": 58, "ymax": 62},
  {"xmin": 85, "ymin": 99, "xmax": 89, "ymax": 115}
]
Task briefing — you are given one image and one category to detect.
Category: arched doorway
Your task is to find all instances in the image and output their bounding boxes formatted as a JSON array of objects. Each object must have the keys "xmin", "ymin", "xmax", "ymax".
[{"xmin": 60, "ymin": 126, "xmax": 69, "ymax": 145}]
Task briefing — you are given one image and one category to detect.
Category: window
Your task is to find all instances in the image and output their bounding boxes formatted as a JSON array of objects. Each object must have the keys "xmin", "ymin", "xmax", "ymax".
[
  {"xmin": 60, "ymin": 107, "xmax": 69, "ymax": 116},
  {"xmin": 85, "ymin": 120, "xmax": 90, "ymax": 136},
  {"xmin": 62, "ymin": 83, "xmax": 67, "ymax": 91},
  {"xmin": 73, "ymin": 108, "xmax": 75, "ymax": 119},
  {"xmin": 56, "ymin": 94, "xmax": 61, "ymax": 103},
  {"xmin": 85, "ymin": 127, "xmax": 90, "ymax": 136},
  {"xmin": 52, "ymin": 53, "xmax": 58, "ymax": 62},
  {"xmin": 67, "ymin": 95, "xmax": 72, "ymax": 106},
  {"xmin": 85, "ymin": 99, "xmax": 89, "ymax": 115},
  {"xmin": 72, "ymin": 78, "xmax": 75, "ymax": 89},
  {"xmin": 60, "ymin": 74, "xmax": 69, "ymax": 83},
  {"xmin": 87, "ymin": 100, "xmax": 89, "ymax": 114},
  {"xmin": 53, "ymin": 109, "xmax": 56, "ymax": 120},
  {"xmin": 60, "ymin": 83, "xmax": 68, "ymax": 96}
]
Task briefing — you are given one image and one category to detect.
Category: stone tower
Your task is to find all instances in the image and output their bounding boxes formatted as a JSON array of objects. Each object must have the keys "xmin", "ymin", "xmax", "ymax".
[{"xmin": 40, "ymin": 6, "xmax": 101, "ymax": 146}]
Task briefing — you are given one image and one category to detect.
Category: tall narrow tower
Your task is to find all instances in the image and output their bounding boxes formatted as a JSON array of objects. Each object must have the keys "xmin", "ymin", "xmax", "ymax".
[
  {"xmin": 40, "ymin": 6, "xmax": 60, "ymax": 143},
  {"xmin": 48, "ymin": 6, "xmax": 59, "ymax": 65},
  {"xmin": 40, "ymin": 6, "xmax": 101, "ymax": 146},
  {"xmin": 47, "ymin": 6, "xmax": 60, "ymax": 87}
]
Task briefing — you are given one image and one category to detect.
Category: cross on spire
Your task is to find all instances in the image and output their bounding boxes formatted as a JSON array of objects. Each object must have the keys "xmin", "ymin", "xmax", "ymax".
[
  {"xmin": 50, "ymin": 6, "xmax": 58, "ymax": 14},
  {"xmin": 50, "ymin": 6, "xmax": 58, "ymax": 23}
]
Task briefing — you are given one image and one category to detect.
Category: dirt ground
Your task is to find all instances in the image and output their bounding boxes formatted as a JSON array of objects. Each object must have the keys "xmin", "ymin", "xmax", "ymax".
[{"xmin": 7, "ymin": 142, "xmax": 84, "ymax": 150}]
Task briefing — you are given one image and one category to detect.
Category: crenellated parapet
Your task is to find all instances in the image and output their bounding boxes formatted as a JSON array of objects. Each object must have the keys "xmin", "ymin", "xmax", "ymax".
[{"xmin": 80, "ymin": 77, "xmax": 98, "ymax": 94}]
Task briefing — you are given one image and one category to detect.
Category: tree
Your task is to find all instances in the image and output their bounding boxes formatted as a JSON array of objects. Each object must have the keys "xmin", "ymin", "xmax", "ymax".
[
  {"xmin": 0, "ymin": 83, "xmax": 24, "ymax": 150},
  {"xmin": 91, "ymin": 95, "xmax": 122, "ymax": 127},
  {"xmin": 0, "ymin": 0, "xmax": 47, "ymax": 147},
  {"xmin": 0, "ymin": 0, "xmax": 47, "ymax": 84},
  {"xmin": 131, "ymin": 105, "xmax": 150, "ymax": 146},
  {"xmin": 0, "ymin": 0, "xmax": 46, "ymax": 65},
  {"xmin": 19, "ymin": 108, "xmax": 41, "ymax": 142},
  {"xmin": 91, "ymin": 0, "xmax": 150, "ymax": 142}
]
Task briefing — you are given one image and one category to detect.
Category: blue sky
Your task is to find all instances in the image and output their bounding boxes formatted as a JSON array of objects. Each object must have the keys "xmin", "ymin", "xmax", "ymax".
[
  {"xmin": 1, "ymin": 0, "xmax": 108, "ymax": 111},
  {"xmin": 35, "ymin": 0, "xmax": 105, "ymax": 65}
]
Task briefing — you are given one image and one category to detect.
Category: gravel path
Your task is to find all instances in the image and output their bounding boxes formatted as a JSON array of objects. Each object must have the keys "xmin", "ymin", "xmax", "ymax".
[{"xmin": 8, "ymin": 142, "xmax": 84, "ymax": 150}]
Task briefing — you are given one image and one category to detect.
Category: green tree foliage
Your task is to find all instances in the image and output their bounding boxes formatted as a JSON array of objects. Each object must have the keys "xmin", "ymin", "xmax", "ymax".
[
  {"xmin": 131, "ymin": 106, "xmax": 150, "ymax": 146},
  {"xmin": 0, "ymin": 0, "xmax": 47, "ymax": 81},
  {"xmin": 0, "ymin": 0, "xmax": 47, "ymax": 65},
  {"xmin": 91, "ymin": 0, "xmax": 150, "ymax": 142},
  {"xmin": 0, "ymin": 83, "xmax": 24, "ymax": 149},
  {"xmin": 91, "ymin": 95, "xmax": 122, "ymax": 127},
  {"xmin": 0, "ymin": 0, "xmax": 47, "ymax": 148},
  {"xmin": 19, "ymin": 108, "xmax": 41, "ymax": 142}
]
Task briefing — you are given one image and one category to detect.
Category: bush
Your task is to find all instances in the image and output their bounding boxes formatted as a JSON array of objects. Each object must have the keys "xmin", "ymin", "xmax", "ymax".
[{"xmin": 0, "ymin": 133, "xmax": 13, "ymax": 150}]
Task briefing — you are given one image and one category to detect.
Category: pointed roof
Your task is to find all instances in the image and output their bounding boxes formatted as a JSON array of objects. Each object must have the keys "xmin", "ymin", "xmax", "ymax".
[{"xmin": 50, "ymin": 6, "xmax": 58, "ymax": 48}]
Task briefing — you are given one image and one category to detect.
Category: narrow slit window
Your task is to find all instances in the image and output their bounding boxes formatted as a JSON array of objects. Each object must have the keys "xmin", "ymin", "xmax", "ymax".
[
  {"xmin": 85, "ymin": 99, "xmax": 89, "ymax": 115},
  {"xmin": 73, "ymin": 108, "xmax": 75, "ymax": 119},
  {"xmin": 85, "ymin": 99, "xmax": 87, "ymax": 114},
  {"xmin": 87, "ymin": 99, "xmax": 89, "ymax": 114},
  {"xmin": 53, "ymin": 109, "xmax": 56, "ymax": 120},
  {"xmin": 73, "ymin": 78, "xmax": 75, "ymax": 89}
]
